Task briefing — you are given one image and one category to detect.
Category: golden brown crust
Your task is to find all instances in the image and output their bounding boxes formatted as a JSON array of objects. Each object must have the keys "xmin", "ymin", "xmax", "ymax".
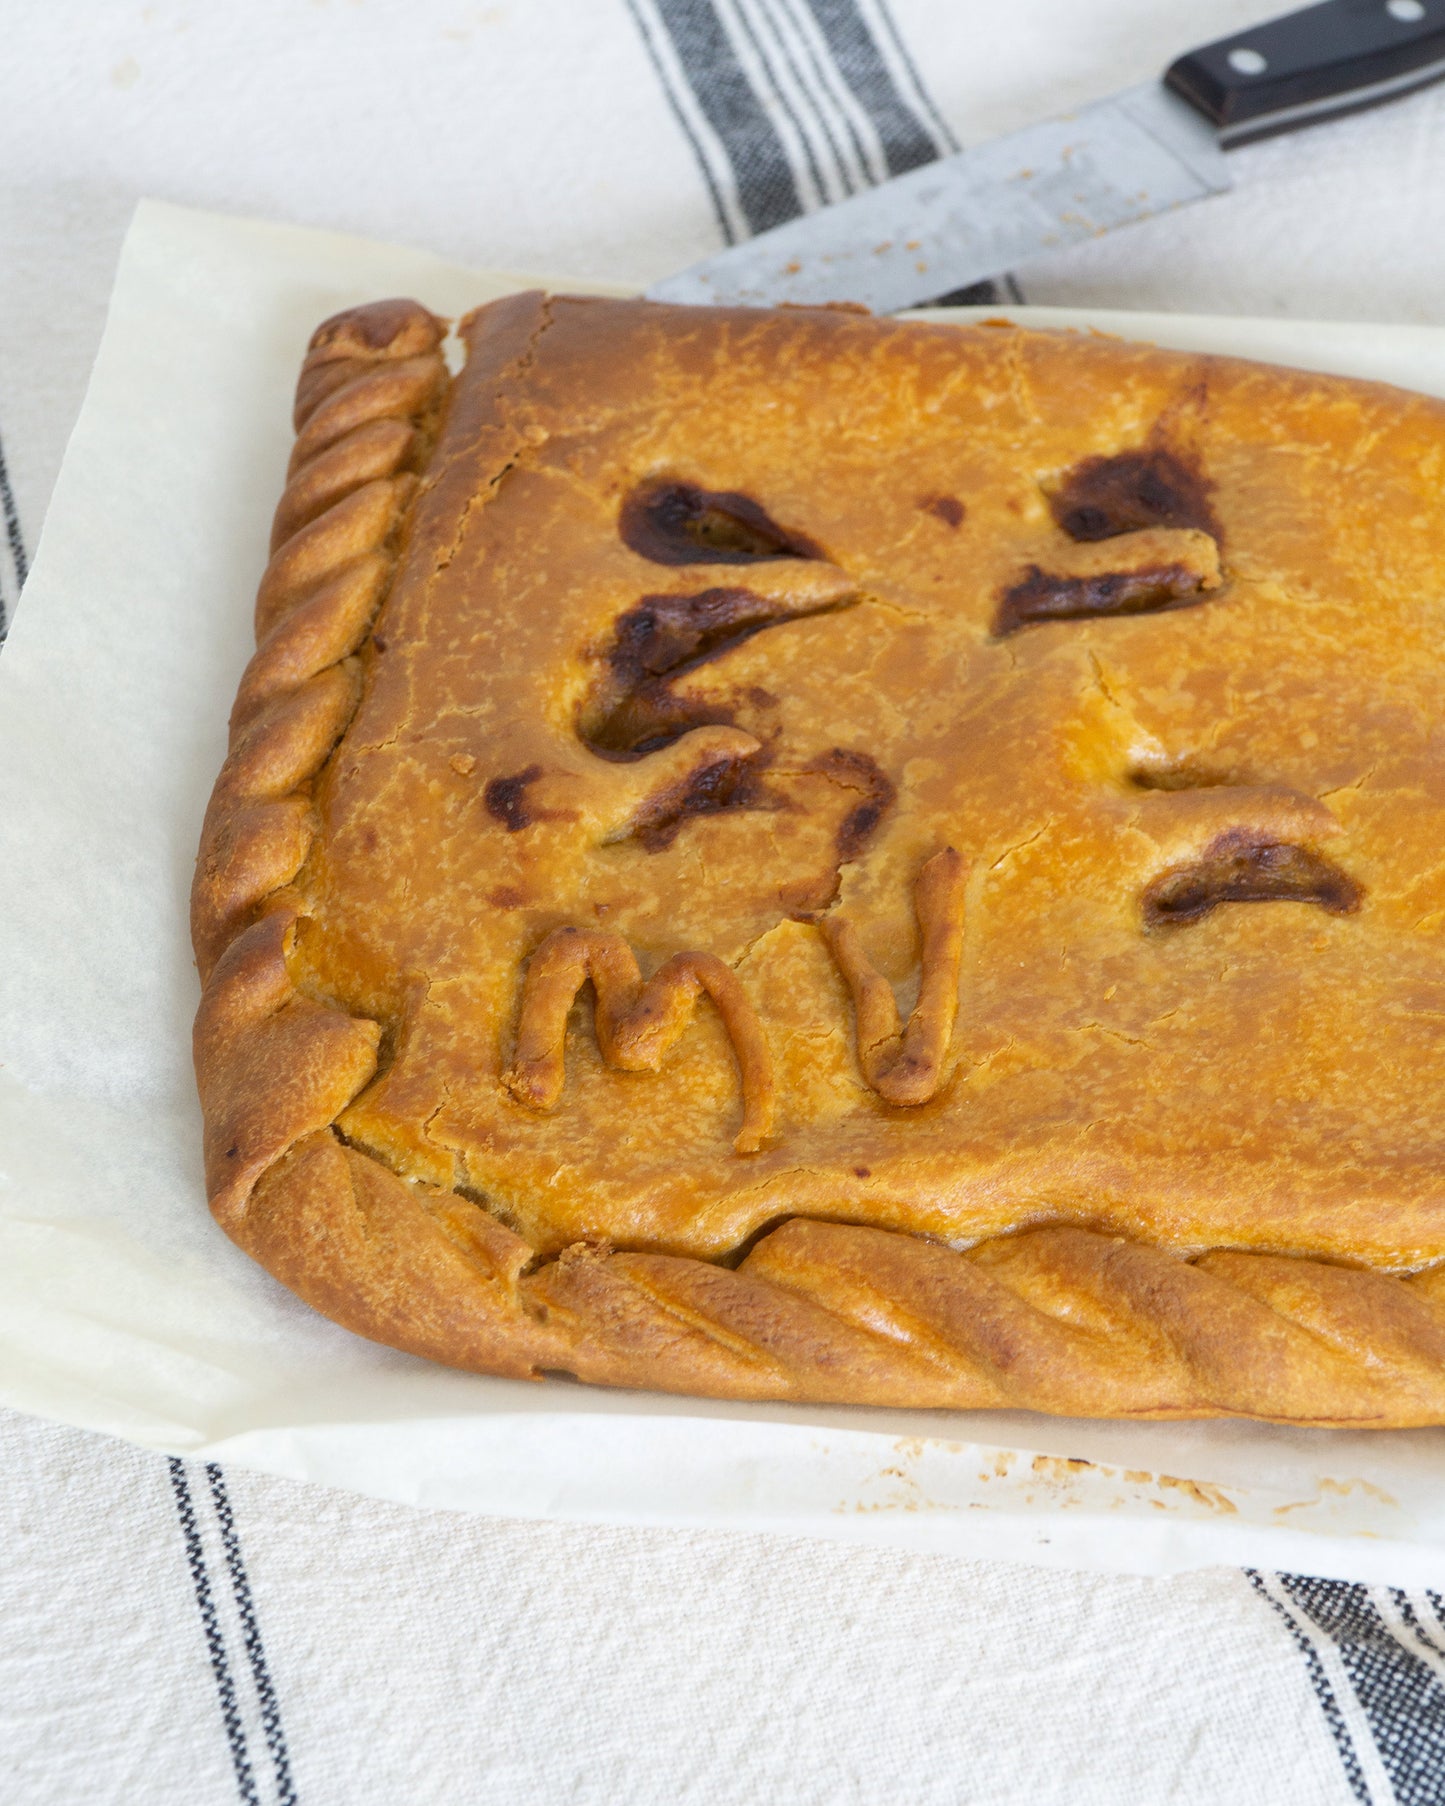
[{"xmin": 191, "ymin": 294, "xmax": 1445, "ymax": 1424}]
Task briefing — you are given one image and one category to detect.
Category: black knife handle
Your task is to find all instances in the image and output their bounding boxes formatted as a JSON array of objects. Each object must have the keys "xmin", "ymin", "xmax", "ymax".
[{"xmin": 1166, "ymin": 0, "xmax": 1445, "ymax": 146}]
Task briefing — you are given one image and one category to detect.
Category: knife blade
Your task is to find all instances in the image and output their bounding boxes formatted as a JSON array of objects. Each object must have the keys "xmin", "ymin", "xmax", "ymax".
[{"xmin": 646, "ymin": 0, "xmax": 1445, "ymax": 314}]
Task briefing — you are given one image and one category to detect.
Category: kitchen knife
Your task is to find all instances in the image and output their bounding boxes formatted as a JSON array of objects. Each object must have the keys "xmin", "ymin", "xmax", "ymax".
[{"xmin": 646, "ymin": 0, "xmax": 1445, "ymax": 314}]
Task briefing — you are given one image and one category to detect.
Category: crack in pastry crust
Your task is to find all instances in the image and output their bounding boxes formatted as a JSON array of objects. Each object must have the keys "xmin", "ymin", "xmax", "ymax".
[{"xmin": 191, "ymin": 295, "xmax": 1445, "ymax": 1425}]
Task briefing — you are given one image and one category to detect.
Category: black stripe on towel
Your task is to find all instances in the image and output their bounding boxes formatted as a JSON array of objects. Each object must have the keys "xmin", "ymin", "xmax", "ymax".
[
  {"xmin": 169, "ymin": 1458, "xmax": 261, "ymax": 1806},
  {"xmin": 728, "ymin": 0, "xmax": 841, "ymax": 208},
  {"xmin": 805, "ymin": 0, "xmax": 953, "ymax": 175},
  {"xmin": 624, "ymin": 0, "xmax": 739, "ymax": 243},
  {"xmin": 1392, "ymin": 1588, "xmax": 1445, "ymax": 1665},
  {"xmin": 1280, "ymin": 1575, "xmax": 1445, "ymax": 1806},
  {"xmin": 1245, "ymin": 1571, "xmax": 1371, "ymax": 1804},
  {"xmin": 848, "ymin": 0, "xmax": 960, "ymax": 156},
  {"xmin": 0, "ymin": 418, "xmax": 26, "ymax": 643},
  {"xmin": 772, "ymin": 0, "xmax": 882, "ymax": 192},
  {"xmin": 207, "ymin": 1465, "xmax": 299, "ymax": 1806},
  {"xmin": 648, "ymin": 0, "xmax": 805, "ymax": 234}
]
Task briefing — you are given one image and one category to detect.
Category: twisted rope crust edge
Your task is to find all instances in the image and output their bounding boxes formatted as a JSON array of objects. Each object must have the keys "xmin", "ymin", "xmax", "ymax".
[{"xmin": 191, "ymin": 296, "xmax": 1445, "ymax": 1425}]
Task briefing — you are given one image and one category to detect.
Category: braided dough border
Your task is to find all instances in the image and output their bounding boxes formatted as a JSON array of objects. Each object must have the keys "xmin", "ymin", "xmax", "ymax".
[{"xmin": 191, "ymin": 298, "xmax": 1445, "ymax": 1427}]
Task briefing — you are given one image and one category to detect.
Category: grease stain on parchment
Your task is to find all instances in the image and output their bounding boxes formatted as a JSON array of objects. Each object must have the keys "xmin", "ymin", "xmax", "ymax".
[
  {"xmin": 832, "ymin": 1437, "xmax": 1404, "ymax": 1537},
  {"xmin": 1274, "ymin": 1476, "xmax": 1401, "ymax": 1516}
]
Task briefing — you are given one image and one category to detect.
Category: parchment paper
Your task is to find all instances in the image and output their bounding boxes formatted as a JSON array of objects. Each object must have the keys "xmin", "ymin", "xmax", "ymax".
[{"xmin": 3, "ymin": 199, "xmax": 1444, "ymax": 1584}]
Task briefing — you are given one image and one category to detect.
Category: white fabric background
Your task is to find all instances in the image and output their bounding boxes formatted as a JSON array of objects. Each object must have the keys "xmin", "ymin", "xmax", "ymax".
[
  {"xmin": 3, "ymin": 3, "xmax": 1445, "ymax": 1801},
  {"xmin": 1, "ymin": 1410, "xmax": 1361, "ymax": 1806}
]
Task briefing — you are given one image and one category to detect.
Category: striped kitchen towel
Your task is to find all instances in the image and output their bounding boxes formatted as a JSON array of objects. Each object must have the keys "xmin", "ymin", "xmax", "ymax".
[
  {"xmin": 8, "ymin": 1406, "xmax": 1445, "ymax": 1806},
  {"xmin": 2, "ymin": 3, "xmax": 1445, "ymax": 1801}
]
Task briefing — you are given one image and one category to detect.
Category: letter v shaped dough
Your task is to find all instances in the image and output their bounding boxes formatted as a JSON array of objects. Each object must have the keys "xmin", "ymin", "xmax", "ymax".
[{"xmin": 824, "ymin": 849, "xmax": 968, "ymax": 1106}]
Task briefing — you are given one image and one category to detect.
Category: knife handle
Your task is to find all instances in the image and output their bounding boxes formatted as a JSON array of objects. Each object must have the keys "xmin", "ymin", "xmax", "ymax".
[{"xmin": 1165, "ymin": 0, "xmax": 1445, "ymax": 146}]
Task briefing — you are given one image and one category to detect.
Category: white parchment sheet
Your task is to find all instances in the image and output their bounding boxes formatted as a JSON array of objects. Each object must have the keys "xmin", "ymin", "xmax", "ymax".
[{"xmin": 4, "ymin": 199, "xmax": 1445, "ymax": 1585}]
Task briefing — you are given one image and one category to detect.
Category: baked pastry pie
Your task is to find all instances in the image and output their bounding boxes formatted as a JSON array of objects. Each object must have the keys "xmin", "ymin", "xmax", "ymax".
[{"xmin": 192, "ymin": 292, "xmax": 1445, "ymax": 1425}]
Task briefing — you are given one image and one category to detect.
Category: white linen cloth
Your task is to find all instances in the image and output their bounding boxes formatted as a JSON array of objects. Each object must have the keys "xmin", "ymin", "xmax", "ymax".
[{"xmin": 2, "ymin": 4, "xmax": 1445, "ymax": 1802}]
